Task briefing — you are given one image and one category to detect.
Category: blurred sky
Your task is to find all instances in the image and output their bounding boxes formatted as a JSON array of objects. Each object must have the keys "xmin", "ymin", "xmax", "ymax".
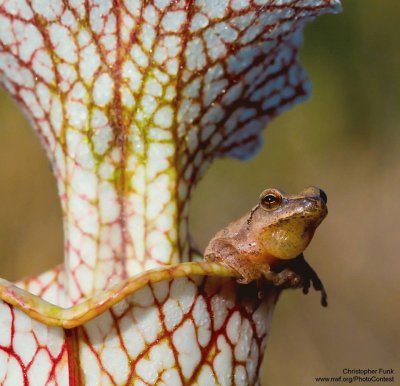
[{"xmin": 0, "ymin": 1, "xmax": 399, "ymax": 385}]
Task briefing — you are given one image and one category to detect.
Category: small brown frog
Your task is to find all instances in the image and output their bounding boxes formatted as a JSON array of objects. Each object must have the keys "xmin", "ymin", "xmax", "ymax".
[{"xmin": 204, "ymin": 187, "xmax": 328, "ymax": 306}]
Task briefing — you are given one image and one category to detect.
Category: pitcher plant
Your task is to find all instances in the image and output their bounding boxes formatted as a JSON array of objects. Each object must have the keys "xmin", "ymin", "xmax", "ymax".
[{"xmin": 0, "ymin": 1, "xmax": 340, "ymax": 384}]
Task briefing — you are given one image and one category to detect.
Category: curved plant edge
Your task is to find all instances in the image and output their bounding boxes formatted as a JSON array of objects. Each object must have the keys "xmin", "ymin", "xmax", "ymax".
[{"xmin": 0, "ymin": 262, "xmax": 246, "ymax": 328}]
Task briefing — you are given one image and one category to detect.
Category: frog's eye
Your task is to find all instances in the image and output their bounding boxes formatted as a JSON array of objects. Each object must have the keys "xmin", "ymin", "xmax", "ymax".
[{"xmin": 260, "ymin": 191, "xmax": 282, "ymax": 211}]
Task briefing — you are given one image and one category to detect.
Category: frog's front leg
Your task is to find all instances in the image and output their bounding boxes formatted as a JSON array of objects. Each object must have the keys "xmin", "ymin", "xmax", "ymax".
[
  {"xmin": 255, "ymin": 267, "xmax": 301, "ymax": 300},
  {"xmin": 204, "ymin": 239, "xmax": 265, "ymax": 284},
  {"xmin": 262, "ymin": 268, "xmax": 302, "ymax": 287},
  {"xmin": 275, "ymin": 254, "xmax": 328, "ymax": 307}
]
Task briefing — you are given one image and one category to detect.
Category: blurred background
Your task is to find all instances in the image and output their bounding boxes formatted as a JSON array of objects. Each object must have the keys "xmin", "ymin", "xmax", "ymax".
[{"xmin": 0, "ymin": 0, "xmax": 398, "ymax": 385}]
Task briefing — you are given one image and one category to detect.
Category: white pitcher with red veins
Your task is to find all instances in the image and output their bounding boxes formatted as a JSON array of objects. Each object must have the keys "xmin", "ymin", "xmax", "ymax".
[{"xmin": 0, "ymin": 1, "xmax": 340, "ymax": 385}]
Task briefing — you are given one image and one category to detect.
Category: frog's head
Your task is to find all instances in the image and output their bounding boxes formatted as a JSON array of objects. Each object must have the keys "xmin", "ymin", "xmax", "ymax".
[{"xmin": 252, "ymin": 187, "xmax": 328, "ymax": 260}]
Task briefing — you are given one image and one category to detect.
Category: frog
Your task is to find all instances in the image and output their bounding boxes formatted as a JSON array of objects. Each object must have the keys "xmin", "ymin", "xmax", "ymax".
[{"xmin": 204, "ymin": 186, "xmax": 328, "ymax": 306}]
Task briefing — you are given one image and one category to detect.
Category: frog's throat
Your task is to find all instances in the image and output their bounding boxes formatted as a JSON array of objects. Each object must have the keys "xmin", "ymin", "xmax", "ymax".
[{"xmin": 261, "ymin": 224, "xmax": 316, "ymax": 260}]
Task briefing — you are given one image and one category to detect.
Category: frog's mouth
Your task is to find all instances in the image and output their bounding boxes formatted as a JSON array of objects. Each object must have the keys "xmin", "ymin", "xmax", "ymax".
[
  {"xmin": 302, "ymin": 197, "xmax": 328, "ymax": 221},
  {"xmin": 279, "ymin": 196, "xmax": 328, "ymax": 224}
]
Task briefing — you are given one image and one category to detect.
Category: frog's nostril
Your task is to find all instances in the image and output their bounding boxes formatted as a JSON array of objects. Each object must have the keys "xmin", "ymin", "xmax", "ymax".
[{"xmin": 319, "ymin": 189, "xmax": 328, "ymax": 204}]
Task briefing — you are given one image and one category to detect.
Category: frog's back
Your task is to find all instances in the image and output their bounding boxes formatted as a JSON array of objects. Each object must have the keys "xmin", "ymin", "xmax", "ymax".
[
  {"xmin": 204, "ymin": 214, "xmax": 249, "ymax": 256},
  {"xmin": 216, "ymin": 213, "xmax": 250, "ymax": 239}
]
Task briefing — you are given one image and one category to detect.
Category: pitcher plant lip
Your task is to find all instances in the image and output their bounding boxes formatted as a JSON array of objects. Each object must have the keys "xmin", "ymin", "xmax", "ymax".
[{"xmin": 0, "ymin": 262, "xmax": 245, "ymax": 328}]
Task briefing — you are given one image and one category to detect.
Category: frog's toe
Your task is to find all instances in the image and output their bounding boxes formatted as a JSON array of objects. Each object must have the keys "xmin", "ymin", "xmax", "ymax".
[
  {"xmin": 302, "ymin": 275, "xmax": 311, "ymax": 294},
  {"xmin": 311, "ymin": 278, "xmax": 328, "ymax": 307},
  {"xmin": 320, "ymin": 288, "xmax": 328, "ymax": 307}
]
